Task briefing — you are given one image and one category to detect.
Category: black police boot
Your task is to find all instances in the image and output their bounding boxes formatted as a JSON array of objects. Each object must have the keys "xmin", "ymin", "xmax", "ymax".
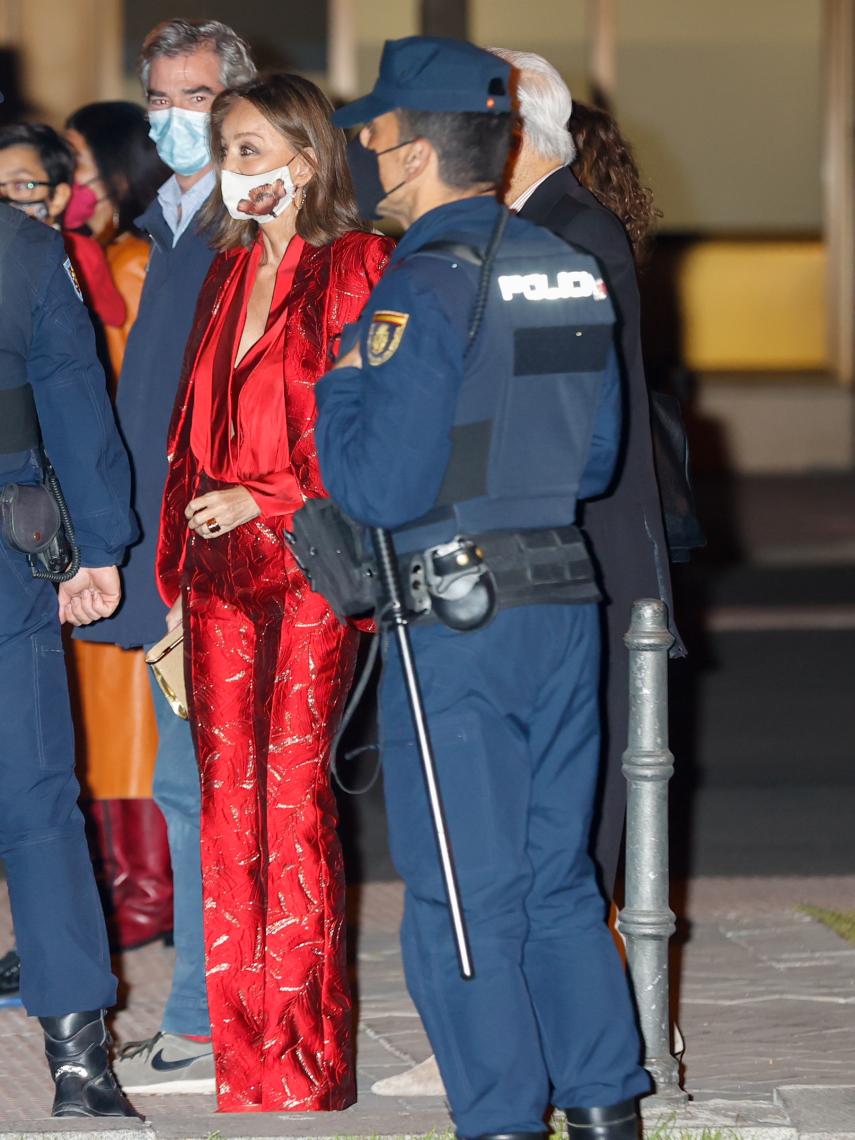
[
  {"xmin": 0, "ymin": 948, "xmax": 20, "ymax": 995},
  {"xmin": 564, "ymin": 1099, "xmax": 640, "ymax": 1139},
  {"xmin": 462, "ymin": 1133, "xmax": 546, "ymax": 1140},
  {"xmin": 39, "ymin": 1009, "xmax": 139, "ymax": 1118}
]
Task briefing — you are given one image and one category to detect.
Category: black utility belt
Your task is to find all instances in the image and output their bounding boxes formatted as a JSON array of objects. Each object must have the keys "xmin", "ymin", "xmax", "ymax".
[
  {"xmin": 286, "ymin": 499, "xmax": 599, "ymax": 633},
  {"xmin": 400, "ymin": 525, "xmax": 600, "ymax": 631}
]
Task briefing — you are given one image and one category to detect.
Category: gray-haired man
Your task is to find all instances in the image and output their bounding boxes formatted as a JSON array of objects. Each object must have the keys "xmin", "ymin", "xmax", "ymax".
[
  {"xmin": 495, "ymin": 47, "xmax": 679, "ymax": 901},
  {"xmin": 75, "ymin": 18, "xmax": 256, "ymax": 1095}
]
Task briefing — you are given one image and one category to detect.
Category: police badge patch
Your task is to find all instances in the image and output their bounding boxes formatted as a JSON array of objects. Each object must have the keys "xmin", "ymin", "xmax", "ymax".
[
  {"xmin": 63, "ymin": 257, "xmax": 84, "ymax": 303},
  {"xmin": 367, "ymin": 310, "xmax": 409, "ymax": 366}
]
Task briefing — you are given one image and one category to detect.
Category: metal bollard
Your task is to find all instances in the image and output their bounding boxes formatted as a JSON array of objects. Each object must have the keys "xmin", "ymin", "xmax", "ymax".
[{"xmin": 618, "ymin": 598, "xmax": 686, "ymax": 1102}]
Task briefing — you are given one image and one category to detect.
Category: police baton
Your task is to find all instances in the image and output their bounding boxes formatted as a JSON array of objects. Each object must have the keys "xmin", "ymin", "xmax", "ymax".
[{"xmin": 371, "ymin": 527, "xmax": 474, "ymax": 980}]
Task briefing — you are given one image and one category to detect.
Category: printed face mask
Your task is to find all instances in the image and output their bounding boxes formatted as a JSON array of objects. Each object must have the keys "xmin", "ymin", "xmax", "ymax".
[
  {"xmin": 220, "ymin": 160, "xmax": 297, "ymax": 223},
  {"xmin": 64, "ymin": 180, "xmax": 100, "ymax": 229},
  {"xmin": 148, "ymin": 107, "xmax": 211, "ymax": 176}
]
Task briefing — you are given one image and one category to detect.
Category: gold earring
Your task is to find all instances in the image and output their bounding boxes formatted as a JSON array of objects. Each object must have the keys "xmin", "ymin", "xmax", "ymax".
[{"xmin": 295, "ymin": 186, "xmax": 305, "ymax": 211}]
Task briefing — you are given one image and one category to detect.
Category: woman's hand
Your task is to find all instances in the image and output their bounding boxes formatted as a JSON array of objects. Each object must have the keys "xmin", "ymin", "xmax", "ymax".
[
  {"xmin": 333, "ymin": 343, "xmax": 362, "ymax": 370},
  {"xmin": 165, "ymin": 596, "xmax": 183, "ymax": 632},
  {"xmin": 185, "ymin": 486, "xmax": 261, "ymax": 540}
]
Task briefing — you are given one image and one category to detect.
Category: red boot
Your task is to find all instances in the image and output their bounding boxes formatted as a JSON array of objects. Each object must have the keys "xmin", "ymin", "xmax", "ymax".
[{"xmin": 86, "ymin": 799, "xmax": 173, "ymax": 950}]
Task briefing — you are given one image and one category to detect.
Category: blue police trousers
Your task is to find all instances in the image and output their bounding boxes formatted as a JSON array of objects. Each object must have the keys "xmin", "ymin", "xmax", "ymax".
[
  {"xmin": 379, "ymin": 604, "xmax": 650, "ymax": 1138},
  {"xmin": 0, "ymin": 546, "xmax": 115, "ymax": 1017}
]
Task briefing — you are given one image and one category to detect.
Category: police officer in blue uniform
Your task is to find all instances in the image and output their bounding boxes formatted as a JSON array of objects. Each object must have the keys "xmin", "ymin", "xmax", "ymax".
[
  {"xmin": 315, "ymin": 36, "xmax": 650, "ymax": 1140},
  {"xmin": 0, "ymin": 199, "xmax": 137, "ymax": 1117}
]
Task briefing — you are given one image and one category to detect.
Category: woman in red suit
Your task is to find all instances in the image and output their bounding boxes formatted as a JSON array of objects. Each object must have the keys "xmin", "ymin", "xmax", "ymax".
[{"xmin": 156, "ymin": 74, "xmax": 392, "ymax": 1114}]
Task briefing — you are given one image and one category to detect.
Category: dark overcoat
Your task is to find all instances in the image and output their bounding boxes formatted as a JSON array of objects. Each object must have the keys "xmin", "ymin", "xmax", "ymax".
[
  {"xmin": 520, "ymin": 166, "xmax": 683, "ymax": 893},
  {"xmin": 78, "ymin": 200, "xmax": 217, "ymax": 648}
]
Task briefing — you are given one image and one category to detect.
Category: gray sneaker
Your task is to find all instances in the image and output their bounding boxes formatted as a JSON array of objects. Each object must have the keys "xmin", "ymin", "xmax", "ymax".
[{"xmin": 114, "ymin": 1032, "xmax": 215, "ymax": 1095}]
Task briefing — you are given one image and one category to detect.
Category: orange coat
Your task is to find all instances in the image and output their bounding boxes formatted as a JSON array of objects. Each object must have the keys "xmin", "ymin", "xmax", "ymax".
[
  {"xmin": 73, "ymin": 229, "xmax": 158, "ymax": 800},
  {"xmin": 104, "ymin": 231, "xmax": 150, "ymax": 389}
]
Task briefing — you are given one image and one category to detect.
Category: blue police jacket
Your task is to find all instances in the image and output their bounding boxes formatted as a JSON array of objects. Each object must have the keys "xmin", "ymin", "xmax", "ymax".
[
  {"xmin": 315, "ymin": 196, "xmax": 621, "ymax": 547},
  {"xmin": 0, "ymin": 204, "xmax": 135, "ymax": 567},
  {"xmin": 77, "ymin": 198, "xmax": 217, "ymax": 648}
]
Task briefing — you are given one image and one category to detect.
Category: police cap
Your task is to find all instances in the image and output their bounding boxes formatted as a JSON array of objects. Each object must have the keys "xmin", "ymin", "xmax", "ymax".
[{"xmin": 332, "ymin": 35, "xmax": 511, "ymax": 127}]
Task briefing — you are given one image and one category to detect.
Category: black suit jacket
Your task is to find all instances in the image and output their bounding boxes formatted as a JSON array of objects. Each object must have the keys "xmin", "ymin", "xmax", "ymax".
[{"xmin": 519, "ymin": 166, "xmax": 681, "ymax": 891}]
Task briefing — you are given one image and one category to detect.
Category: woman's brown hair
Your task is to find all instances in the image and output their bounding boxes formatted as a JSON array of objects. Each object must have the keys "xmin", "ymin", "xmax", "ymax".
[
  {"xmin": 570, "ymin": 101, "xmax": 660, "ymax": 263},
  {"xmin": 200, "ymin": 72, "xmax": 365, "ymax": 250}
]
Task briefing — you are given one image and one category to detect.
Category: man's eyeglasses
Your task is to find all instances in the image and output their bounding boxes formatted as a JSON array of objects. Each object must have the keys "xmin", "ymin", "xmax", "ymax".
[{"xmin": 0, "ymin": 179, "xmax": 54, "ymax": 202}]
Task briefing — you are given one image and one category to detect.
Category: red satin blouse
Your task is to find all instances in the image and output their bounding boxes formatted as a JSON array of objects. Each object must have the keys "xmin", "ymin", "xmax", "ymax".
[
  {"xmin": 189, "ymin": 235, "xmax": 305, "ymax": 516},
  {"xmin": 157, "ymin": 229, "xmax": 394, "ymax": 605}
]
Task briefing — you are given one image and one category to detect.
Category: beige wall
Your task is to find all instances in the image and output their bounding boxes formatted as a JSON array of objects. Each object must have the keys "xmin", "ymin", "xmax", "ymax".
[
  {"xmin": 457, "ymin": 0, "xmax": 821, "ymax": 235},
  {"xmin": 350, "ymin": 1, "xmax": 589, "ymax": 110},
  {"xmin": 614, "ymin": 0, "xmax": 822, "ymax": 233},
  {"xmin": 0, "ymin": 0, "xmax": 123, "ymax": 126},
  {"xmin": 696, "ymin": 379, "xmax": 854, "ymax": 472},
  {"xmin": 471, "ymin": 0, "xmax": 588, "ymax": 83},
  {"xmin": 354, "ymin": 0, "xmax": 419, "ymax": 92}
]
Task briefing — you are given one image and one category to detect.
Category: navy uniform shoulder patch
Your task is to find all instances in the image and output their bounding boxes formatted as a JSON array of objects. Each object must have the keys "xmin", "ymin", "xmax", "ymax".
[
  {"xmin": 367, "ymin": 310, "xmax": 409, "ymax": 366},
  {"xmin": 63, "ymin": 257, "xmax": 84, "ymax": 303}
]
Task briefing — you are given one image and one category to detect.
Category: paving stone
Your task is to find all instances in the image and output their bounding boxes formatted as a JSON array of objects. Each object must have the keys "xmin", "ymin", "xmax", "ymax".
[
  {"xmin": 775, "ymin": 1085, "xmax": 855, "ymax": 1138},
  {"xmin": 3, "ymin": 877, "xmax": 855, "ymax": 1136}
]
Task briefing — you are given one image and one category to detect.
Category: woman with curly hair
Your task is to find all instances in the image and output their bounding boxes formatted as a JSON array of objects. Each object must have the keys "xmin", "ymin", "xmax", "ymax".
[{"xmin": 570, "ymin": 100, "xmax": 660, "ymax": 263}]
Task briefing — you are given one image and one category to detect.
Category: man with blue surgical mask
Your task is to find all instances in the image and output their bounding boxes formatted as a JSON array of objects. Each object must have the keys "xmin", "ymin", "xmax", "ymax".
[
  {"xmin": 145, "ymin": 41, "xmax": 223, "ymax": 237},
  {"xmin": 73, "ymin": 18, "xmax": 256, "ymax": 1096},
  {"xmin": 144, "ymin": 26, "xmax": 232, "ymax": 241}
]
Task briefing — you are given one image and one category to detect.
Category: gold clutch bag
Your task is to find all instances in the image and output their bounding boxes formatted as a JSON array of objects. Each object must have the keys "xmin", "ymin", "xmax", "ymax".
[{"xmin": 144, "ymin": 625, "xmax": 188, "ymax": 720}]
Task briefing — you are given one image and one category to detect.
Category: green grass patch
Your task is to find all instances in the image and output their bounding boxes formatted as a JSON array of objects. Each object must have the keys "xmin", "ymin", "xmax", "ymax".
[
  {"xmin": 560, "ymin": 1113, "xmax": 742, "ymax": 1140},
  {"xmin": 799, "ymin": 904, "xmax": 855, "ymax": 945},
  {"xmin": 645, "ymin": 1129, "xmax": 741, "ymax": 1140}
]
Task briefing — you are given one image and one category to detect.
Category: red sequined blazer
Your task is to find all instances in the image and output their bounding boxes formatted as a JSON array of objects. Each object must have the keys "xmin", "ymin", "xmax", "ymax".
[{"xmin": 156, "ymin": 230, "xmax": 393, "ymax": 606}]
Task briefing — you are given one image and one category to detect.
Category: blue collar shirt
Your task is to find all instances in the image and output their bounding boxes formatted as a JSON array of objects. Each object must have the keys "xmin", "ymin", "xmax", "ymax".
[{"xmin": 157, "ymin": 169, "xmax": 217, "ymax": 247}]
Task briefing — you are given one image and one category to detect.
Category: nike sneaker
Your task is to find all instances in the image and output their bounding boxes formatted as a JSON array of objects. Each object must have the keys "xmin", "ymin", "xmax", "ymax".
[
  {"xmin": 113, "ymin": 1031, "xmax": 215, "ymax": 1094},
  {"xmin": 0, "ymin": 948, "xmax": 20, "ymax": 996}
]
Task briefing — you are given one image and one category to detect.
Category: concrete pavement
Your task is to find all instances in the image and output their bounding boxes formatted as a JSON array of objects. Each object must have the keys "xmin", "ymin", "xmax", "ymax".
[{"xmin": 2, "ymin": 875, "xmax": 854, "ymax": 1138}]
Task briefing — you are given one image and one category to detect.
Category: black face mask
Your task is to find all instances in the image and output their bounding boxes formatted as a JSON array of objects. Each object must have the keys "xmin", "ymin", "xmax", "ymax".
[
  {"xmin": 345, "ymin": 135, "xmax": 417, "ymax": 220},
  {"xmin": 2, "ymin": 196, "xmax": 51, "ymax": 223}
]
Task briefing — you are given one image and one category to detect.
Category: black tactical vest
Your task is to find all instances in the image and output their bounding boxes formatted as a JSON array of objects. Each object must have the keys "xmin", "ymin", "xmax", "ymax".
[{"xmin": 395, "ymin": 229, "xmax": 617, "ymax": 553}]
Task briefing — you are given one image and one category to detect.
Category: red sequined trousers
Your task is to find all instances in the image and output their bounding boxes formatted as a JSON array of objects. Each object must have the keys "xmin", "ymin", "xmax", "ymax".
[{"xmin": 183, "ymin": 515, "xmax": 358, "ymax": 1112}]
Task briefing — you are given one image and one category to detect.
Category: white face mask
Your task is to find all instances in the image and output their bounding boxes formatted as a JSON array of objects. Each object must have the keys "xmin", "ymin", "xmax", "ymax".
[{"xmin": 220, "ymin": 161, "xmax": 297, "ymax": 223}]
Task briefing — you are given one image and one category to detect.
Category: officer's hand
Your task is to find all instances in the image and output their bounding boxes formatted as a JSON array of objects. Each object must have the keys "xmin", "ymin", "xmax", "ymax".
[
  {"xmin": 333, "ymin": 343, "xmax": 362, "ymax": 370},
  {"xmin": 185, "ymin": 486, "xmax": 261, "ymax": 540},
  {"xmin": 166, "ymin": 596, "xmax": 183, "ymax": 633},
  {"xmin": 58, "ymin": 566, "xmax": 122, "ymax": 626}
]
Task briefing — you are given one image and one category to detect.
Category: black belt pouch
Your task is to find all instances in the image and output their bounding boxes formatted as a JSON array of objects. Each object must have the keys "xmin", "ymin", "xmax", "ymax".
[{"xmin": 0, "ymin": 482, "xmax": 62, "ymax": 555}]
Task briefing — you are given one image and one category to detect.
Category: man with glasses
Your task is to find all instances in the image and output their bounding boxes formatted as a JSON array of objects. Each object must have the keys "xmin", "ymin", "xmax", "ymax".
[{"xmin": 0, "ymin": 123, "xmax": 74, "ymax": 224}]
